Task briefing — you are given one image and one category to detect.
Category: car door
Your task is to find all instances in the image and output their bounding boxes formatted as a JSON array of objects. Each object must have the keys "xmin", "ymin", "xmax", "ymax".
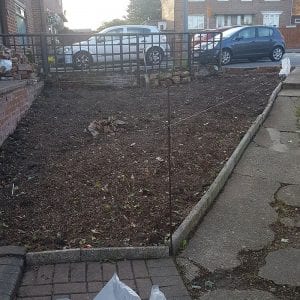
[
  {"xmin": 230, "ymin": 27, "xmax": 257, "ymax": 58},
  {"xmin": 256, "ymin": 27, "xmax": 275, "ymax": 57},
  {"xmin": 124, "ymin": 27, "xmax": 151, "ymax": 62},
  {"xmin": 96, "ymin": 28, "xmax": 123, "ymax": 63}
]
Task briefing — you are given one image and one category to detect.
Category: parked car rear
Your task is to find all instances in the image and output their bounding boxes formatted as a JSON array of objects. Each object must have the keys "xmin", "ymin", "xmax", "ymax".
[
  {"xmin": 194, "ymin": 25, "xmax": 286, "ymax": 65},
  {"xmin": 59, "ymin": 25, "xmax": 169, "ymax": 69}
]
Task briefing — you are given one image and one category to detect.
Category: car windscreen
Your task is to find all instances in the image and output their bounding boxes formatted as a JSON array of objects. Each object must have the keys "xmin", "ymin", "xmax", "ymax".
[{"xmin": 213, "ymin": 27, "xmax": 243, "ymax": 41}]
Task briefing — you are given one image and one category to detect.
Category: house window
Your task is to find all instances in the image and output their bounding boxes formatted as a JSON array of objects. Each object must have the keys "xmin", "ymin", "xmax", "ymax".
[
  {"xmin": 216, "ymin": 15, "xmax": 232, "ymax": 28},
  {"xmin": 15, "ymin": 1, "xmax": 27, "ymax": 45},
  {"xmin": 243, "ymin": 15, "xmax": 253, "ymax": 25},
  {"xmin": 216, "ymin": 15, "xmax": 225, "ymax": 28},
  {"xmin": 262, "ymin": 12, "xmax": 281, "ymax": 27},
  {"xmin": 235, "ymin": 15, "xmax": 253, "ymax": 25},
  {"xmin": 188, "ymin": 15, "xmax": 205, "ymax": 29},
  {"xmin": 295, "ymin": 18, "xmax": 300, "ymax": 24}
]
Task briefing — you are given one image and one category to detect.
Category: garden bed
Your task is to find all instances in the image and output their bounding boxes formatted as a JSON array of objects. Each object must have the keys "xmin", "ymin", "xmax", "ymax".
[{"xmin": 0, "ymin": 72, "xmax": 280, "ymax": 251}]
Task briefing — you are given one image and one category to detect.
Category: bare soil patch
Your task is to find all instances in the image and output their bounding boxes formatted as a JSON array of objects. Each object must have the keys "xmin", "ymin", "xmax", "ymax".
[{"xmin": 0, "ymin": 72, "xmax": 280, "ymax": 251}]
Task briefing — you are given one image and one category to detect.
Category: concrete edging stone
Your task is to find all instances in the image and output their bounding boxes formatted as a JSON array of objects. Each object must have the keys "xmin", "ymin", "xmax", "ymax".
[
  {"xmin": 0, "ymin": 246, "xmax": 26, "ymax": 300},
  {"xmin": 171, "ymin": 82, "xmax": 283, "ymax": 253},
  {"xmin": 26, "ymin": 246, "xmax": 169, "ymax": 266}
]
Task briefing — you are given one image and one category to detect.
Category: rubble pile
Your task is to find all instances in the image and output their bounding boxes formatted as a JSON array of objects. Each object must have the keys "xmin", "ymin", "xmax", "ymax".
[
  {"xmin": 87, "ymin": 117, "xmax": 127, "ymax": 137},
  {"xmin": 0, "ymin": 45, "xmax": 37, "ymax": 80}
]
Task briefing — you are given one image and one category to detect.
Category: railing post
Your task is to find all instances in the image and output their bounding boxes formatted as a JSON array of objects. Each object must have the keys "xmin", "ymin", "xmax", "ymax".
[
  {"xmin": 136, "ymin": 34, "xmax": 141, "ymax": 87},
  {"xmin": 40, "ymin": 34, "xmax": 49, "ymax": 76},
  {"xmin": 187, "ymin": 33, "xmax": 192, "ymax": 73}
]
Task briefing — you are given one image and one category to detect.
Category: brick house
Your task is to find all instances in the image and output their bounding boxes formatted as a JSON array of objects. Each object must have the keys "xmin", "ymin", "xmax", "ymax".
[
  {"xmin": 0, "ymin": 0, "xmax": 65, "ymax": 37},
  {"xmin": 292, "ymin": 0, "xmax": 300, "ymax": 25},
  {"xmin": 161, "ymin": 0, "xmax": 294, "ymax": 32}
]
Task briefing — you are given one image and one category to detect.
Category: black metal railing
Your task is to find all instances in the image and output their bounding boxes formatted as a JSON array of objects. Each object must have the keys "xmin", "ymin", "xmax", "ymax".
[{"xmin": 0, "ymin": 31, "xmax": 223, "ymax": 77}]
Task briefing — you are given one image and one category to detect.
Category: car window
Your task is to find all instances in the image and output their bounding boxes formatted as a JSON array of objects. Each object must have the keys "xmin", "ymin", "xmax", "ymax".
[
  {"xmin": 98, "ymin": 29, "xmax": 123, "ymax": 43},
  {"xmin": 258, "ymin": 27, "xmax": 273, "ymax": 38},
  {"xmin": 126, "ymin": 27, "xmax": 151, "ymax": 37},
  {"xmin": 237, "ymin": 28, "xmax": 256, "ymax": 39}
]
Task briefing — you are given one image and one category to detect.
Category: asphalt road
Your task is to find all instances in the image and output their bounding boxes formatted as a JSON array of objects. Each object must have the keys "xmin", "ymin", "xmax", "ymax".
[{"xmin": 224, "ymin": 52, "xmax": 300, "ymax": 68}]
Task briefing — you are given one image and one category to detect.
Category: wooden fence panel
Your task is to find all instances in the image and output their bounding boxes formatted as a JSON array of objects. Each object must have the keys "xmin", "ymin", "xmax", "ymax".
[{"xmin": 279, "ymin": 27, "xmax": 300, "ymax": 49}]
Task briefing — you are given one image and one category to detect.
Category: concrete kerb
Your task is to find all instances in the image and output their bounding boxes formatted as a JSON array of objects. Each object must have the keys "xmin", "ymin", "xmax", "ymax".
[
  {"xmin": 171, "ymin": 82, "xmax": 283, "ymax": 254},
  {"xmin": 26, "ymin": 246, "xmax": 169, "ymax": 266}
]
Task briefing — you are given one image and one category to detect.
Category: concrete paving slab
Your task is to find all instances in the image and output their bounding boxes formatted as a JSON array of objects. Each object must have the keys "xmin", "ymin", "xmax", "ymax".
[
  {"xmin": 256, "ymin": 127, "xmax": 300, "ymax": 153},
  {"xmin": 199, "ymin": 289, "xmax": 278, "ymax": 299},
  {"xmin": 258, "ymin": 248, "xmax": 300, "ymax": 286},
  {"xmin": 254, "ymin": 127, "xmax": 291, "ymax": 153},
  {"xmin": 176, "ymin": 258, "xmax": 199, "ymax": 282},
  {"xmin": 279, "ymin": 89, "xmax": 300, "ymax": 97},
  {"xmin": 180, "ymin": 174, "xmax": 278, "ymax": 272},
  {"xmin": 277, "ymin": 184, "xmax": 300, "ymax": 207},
  {"xmin": 235, "ymin": 143, "xmax": 300, "ymax": 184},
  {"xmin": 283, "ymin": 67, "xmax": 300, "ymax": 88},
  {"xmin": 264, "ymin": 97, "xmax": 299, "ymax": 132}
]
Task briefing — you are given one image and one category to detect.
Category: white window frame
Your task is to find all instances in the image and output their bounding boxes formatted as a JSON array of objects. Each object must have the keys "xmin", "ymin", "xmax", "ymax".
[{"xmin": 295, "ymin": 18, "xmax": 300, "ymax": 24}]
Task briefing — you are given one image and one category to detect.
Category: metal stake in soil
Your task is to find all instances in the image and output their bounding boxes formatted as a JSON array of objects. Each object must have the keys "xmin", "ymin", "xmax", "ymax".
[{"xmin": 167, "ymin": 87, "xmax": 173, "ymax": 255}]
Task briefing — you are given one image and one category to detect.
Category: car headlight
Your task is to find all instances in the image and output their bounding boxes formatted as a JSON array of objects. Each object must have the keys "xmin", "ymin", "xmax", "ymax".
[{"xmin": 64, "ymin": 47, "xmax": 71, "ymax": 53}]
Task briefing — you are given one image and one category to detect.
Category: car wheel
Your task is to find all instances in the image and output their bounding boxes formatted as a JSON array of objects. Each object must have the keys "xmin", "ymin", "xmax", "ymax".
[
  {"xmin": 146, "ymin": 47, "xmax": 164, "ymax": 65},
  {"xmin": 221, "ymin": 49, "xmax": 232, "ymax": 65},
  {"xmin": 270, "ymin": 46, "xmax": 284, "ymax": 62},
  {"xmin": 73, "ymin": 51, "xmax": 92, "ymax": 69}
]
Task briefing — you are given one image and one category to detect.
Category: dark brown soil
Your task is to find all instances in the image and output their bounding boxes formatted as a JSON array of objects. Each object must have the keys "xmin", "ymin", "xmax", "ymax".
[{"xmin": 0, "ymin": 72, "xmax": 280, "ymax": 251}]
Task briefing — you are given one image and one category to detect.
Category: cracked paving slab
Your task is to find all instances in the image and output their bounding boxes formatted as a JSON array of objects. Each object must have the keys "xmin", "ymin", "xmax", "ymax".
[
  {"xmin": 254, "ymin": 127, "xmax": 300, "ymax": 153},
  {"xmin": 199, "ymin": 289, "xmax": 278, "ymax": 300},
  {"xmin": 264, "ymin": 96, "xmax": 300, "ymax": 132},
  {"xmin": 258, "ymin": 248, "xmax": 300, "ymax": 286},
  {"xmin": 235, "ymin": 143, "xmax": 300, "ymax": 185},
  {"xmin": 179, "ymin": 174, "xmax": 279, "ymax": 272},
  {"xmin": 276, "ymin": 184, "xmax": 300, "ymax": 207}
]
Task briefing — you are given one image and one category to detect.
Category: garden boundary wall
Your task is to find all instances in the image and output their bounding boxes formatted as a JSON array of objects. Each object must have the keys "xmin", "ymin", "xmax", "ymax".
[{"xmin": 0, "ymin": 80, "xmax": 44, "ymax": 147}]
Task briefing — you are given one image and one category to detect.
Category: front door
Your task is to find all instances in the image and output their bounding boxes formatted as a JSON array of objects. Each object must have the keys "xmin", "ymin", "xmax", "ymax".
[{"xmin": 263, "ymin": 13, "xmax": 280, "ymax": 27}]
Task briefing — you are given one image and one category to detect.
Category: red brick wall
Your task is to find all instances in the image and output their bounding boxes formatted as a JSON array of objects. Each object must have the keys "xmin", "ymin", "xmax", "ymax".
[
  {"xmin": 4, "ymin": 0, "xmax": 17, "ymax": 34},
  {"xmin": 0, "ymin": 81, "xmax": 44, "ymax": 147},
  {"xmin": 30, "ymin": 0, "xmax": 44, "ymax": 33}
]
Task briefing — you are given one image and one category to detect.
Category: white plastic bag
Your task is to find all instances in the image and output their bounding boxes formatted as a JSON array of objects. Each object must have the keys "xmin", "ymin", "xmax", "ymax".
[
  {"xmin": 149, "ymin": 285, "xmax": 167, "ymax": 300},
  {"xmin": 0, "ymin": 59, "xmax": 12, "ymax": 73},
  {"xmin": 93, "ymin": 273, "xmax": 141, "ymax": 300},
  {"xmin": 279, "ymin": 57, "xmax": 291, "ymax": 77}
]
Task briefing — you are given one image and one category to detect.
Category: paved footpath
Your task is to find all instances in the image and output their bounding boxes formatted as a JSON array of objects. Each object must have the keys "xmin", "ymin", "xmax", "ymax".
[
  {"xmin": 17, "ymin": 258, "xmax": 191, "ymax": 300},
  {"xmin": 178, "ymin": 68, "xmax": 300, "ymax": 299}
]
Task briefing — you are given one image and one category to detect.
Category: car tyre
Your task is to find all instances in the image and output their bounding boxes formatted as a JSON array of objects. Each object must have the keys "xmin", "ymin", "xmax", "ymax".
[
  {"xmin": 73, "ymin": 51, "xmax": 93, "ymax": 70},
  {"xmin": 146, "ymin": 47, "xmax": 164, "ymax": 65},
  {"xmin": 221, "ymin": 49, "xmax": 232, "ymax": 65},
  {"xmin": 270, "ymin": 46, "xmax": 284, "ymax": 62}
]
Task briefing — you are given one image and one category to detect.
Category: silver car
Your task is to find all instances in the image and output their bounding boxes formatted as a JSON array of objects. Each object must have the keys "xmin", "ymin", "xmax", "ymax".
[{"xmin": 62, "ymin": 25, "xmax": 169, "ymax": 69}]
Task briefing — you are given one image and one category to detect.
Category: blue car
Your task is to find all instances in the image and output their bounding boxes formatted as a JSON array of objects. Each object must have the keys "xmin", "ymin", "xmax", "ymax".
[{"xmin": 194, "ymin": 26, "xmax": 286, "ymax": 65}]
